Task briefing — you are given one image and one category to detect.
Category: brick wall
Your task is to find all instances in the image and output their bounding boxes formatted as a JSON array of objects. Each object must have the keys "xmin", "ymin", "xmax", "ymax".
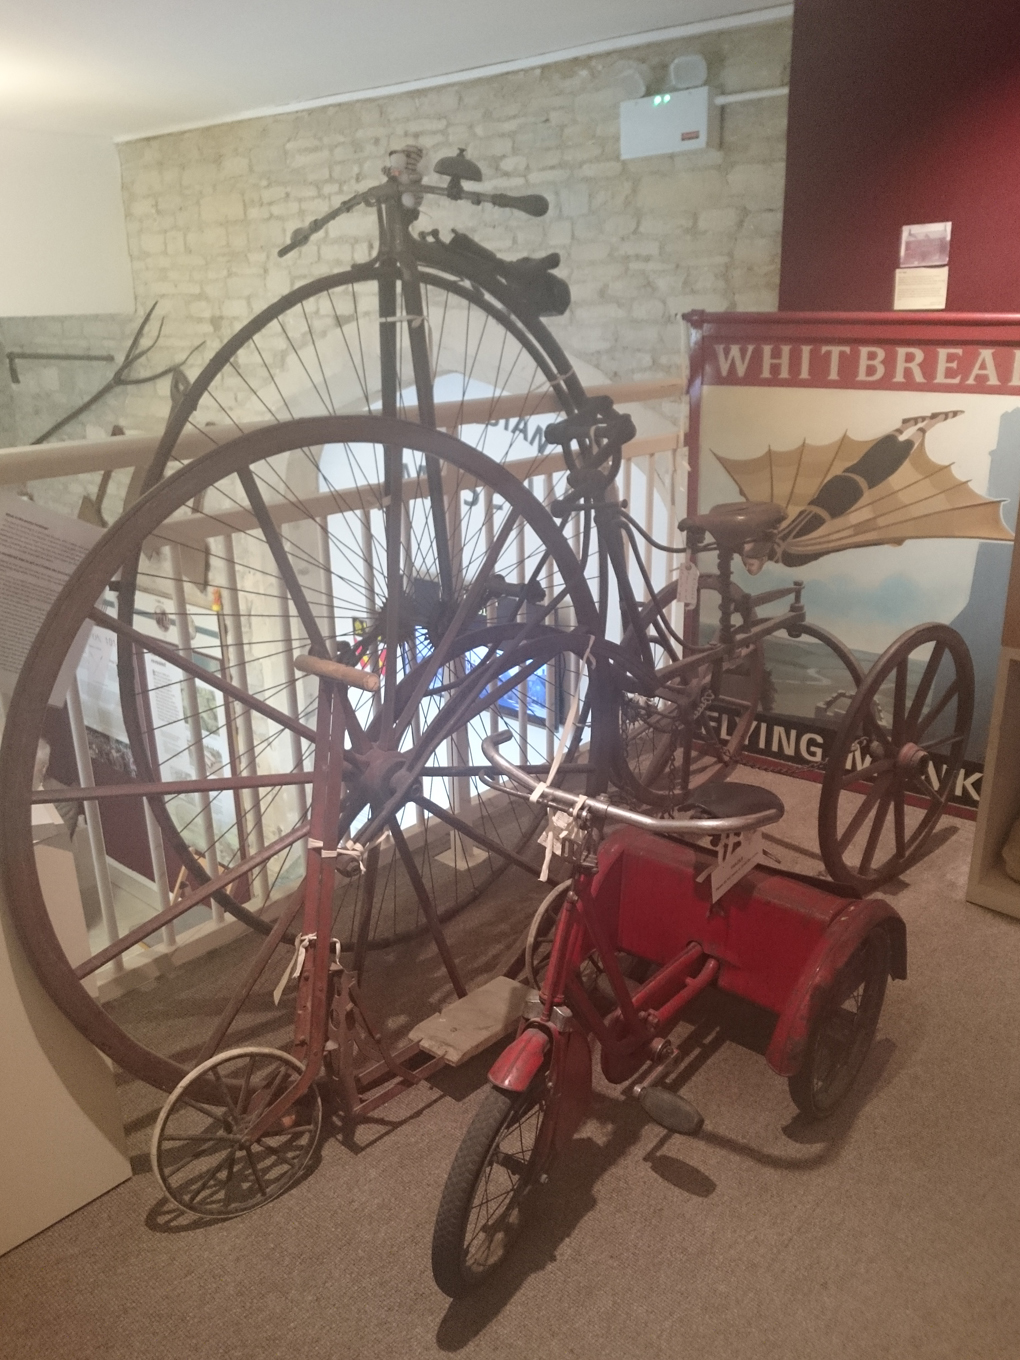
[{"xmin": 0, "ymin": 17, "xmax": 790, "ymax": 452}]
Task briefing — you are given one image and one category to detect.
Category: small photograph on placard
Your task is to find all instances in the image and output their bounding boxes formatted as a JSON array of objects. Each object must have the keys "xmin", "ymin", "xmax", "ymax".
[
  {"xmin": 899, "ymin": 221, "xmax": 952, "ymax": 269},
  {"xmin": 893, "ymin": 265, "xmax": 949, "ymax": 311}
]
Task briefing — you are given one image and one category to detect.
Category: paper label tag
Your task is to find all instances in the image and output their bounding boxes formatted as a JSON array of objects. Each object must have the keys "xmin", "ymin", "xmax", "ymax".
[
  {"xmin": 710, "ymin": 829, "xmax": 762, "ymax": 902},
  {"xmin": 273, "ymin": 933, "xmax": 312, "ymax": 1006},
  {"xmin": 537, "ymin": 809, "xmax": 576, "ymax": 881},
  {"xmin": 676, "ymin": 560, "xmax": 700, "ymax": 608}
]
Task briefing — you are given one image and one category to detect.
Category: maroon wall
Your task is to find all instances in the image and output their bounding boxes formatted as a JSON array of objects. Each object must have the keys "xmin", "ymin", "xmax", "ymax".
[{"xmin": 779, "ymin": 0, "xmax": 1020, "ymax": 313}]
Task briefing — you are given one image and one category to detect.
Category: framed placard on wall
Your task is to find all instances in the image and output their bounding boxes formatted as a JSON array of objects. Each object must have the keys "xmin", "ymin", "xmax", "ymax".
[{"xmin": 685, "ymin": 311, "xmax": 1020, "ymax": 808}]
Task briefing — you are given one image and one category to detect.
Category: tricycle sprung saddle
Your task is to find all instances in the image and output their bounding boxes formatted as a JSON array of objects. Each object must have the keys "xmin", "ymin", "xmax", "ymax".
[
  {"xmin": 680, "ymin": 500, "xmax": 785, "ymax": 553},
  {"xmin": 429, "ymin": 228, "xmax": 571, "ymax": 316}
]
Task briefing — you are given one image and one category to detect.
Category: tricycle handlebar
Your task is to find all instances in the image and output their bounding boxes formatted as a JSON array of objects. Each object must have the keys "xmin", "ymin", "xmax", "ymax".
[{"xmin": 481, "ymin": 732, "xmax": 784, "ymax": 838}]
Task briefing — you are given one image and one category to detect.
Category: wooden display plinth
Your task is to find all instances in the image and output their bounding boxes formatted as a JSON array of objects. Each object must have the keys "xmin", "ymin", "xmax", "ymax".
[
  {"xmin": 967, "ymin": 526, "xmax": 1020, "ymax": 918},
  {"xmin": 966, "ymin": 647, "xmax": 1020, "ymax": 917},
  {"xmin": 0, "ymin": 826, "xmax": 130, "ymax": 1255}
]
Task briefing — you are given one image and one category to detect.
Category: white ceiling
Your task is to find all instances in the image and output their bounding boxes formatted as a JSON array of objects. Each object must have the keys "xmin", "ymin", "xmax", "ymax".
[{"xmin": 0, "ymin": 1, "xmax": 784, "ymax": 141}]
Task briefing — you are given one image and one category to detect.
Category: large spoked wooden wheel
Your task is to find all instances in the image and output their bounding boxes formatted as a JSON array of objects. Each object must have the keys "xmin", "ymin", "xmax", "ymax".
[
  {"xmin": 818, "ymin": 624, "xmax": 974, "ymax": 892},
  {"xmin": 0, "ymin": 416, "xmax": 603, "ymax": 1096}
]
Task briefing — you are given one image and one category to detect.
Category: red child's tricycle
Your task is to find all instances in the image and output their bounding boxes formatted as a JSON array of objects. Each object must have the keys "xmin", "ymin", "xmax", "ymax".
[{"xmin": 431, "ymin": 732, "xmax": 907, "ymax": 1297}]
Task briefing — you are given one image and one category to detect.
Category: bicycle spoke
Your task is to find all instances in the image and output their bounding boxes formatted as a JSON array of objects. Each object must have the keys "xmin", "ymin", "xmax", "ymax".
[
  {"xmin": 893, "ymin": 788, "xmax": 906, "ymax": 859},
  {"xmin": 184, "ymin": 1148, "xmax": 237, "ymax": 1208},
  {"xmin": 237, "ymin": 466, "xmax": 328, "ymax": 657},
  {"xmin": 836, "ymin": 772, "xmax": 894, "ymax": 853},
  {"xmin": 839, "ymin": 755, "xmax": 894, "ymax": 789},
  {"xmin": 388, "ymin": 818, "xmax": 466, "ymax": 997},
  {"xmin": 904, "ymin": 642, "xmax": 946, "ymax": 735},
  {"xmin": 244, "ymin": 1145, "xmax": 269, "ymax": 1198},
  {"xmin": 915, "ymin": 679, "xmax": 960, "ymax": 738},
  {"xmin": 414, "ymin": 795, "xmax": 538, "ymax": 874},
  {"xmin": 92, "ymin": 608, "xmax": 315, "ymax": 742},
  {"xmin": 859, "ymin": 788, "xmax": 894, "ymax": 875}
]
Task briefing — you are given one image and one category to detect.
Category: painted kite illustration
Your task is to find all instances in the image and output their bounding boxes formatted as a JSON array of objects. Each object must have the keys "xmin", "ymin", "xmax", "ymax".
[{"xmin": 713, "ymin": 410, "xmax": 1013, "ymax": 571}]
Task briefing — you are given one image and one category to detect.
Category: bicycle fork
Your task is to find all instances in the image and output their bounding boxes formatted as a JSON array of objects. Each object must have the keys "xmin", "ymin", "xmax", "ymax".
[
  {"xmin": 242, "ymin": 675, "xmax": 349, "ymax": 1142},
  {"xmin": 488, "ymin": 881, "xmax": 595, "ymax": 1164}
]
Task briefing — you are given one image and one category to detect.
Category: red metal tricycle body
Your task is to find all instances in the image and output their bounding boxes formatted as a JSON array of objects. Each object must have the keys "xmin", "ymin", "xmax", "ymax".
[
  {"xmin": 590, "ymin": 826, "xmax": 906, "ymax": 1073},
  {"xmin": 491, "ymin": 825, "xmax": 906, "ymax": 1122}
]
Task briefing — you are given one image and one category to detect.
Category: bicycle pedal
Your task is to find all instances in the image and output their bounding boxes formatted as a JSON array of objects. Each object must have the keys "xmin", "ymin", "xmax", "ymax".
[{"xmin": 639, "ymin": 1086, "xmax": 704, "ymax": 1136}]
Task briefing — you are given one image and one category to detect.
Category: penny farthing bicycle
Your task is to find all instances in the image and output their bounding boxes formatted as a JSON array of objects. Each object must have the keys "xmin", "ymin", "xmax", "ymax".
[
  {"xmin": 118, "ymin": 142, "xmax": 600, "ymax": 947},
  {"xmin": 2, "ymin": 145, "xmax": 643, "ymax": 1159}
]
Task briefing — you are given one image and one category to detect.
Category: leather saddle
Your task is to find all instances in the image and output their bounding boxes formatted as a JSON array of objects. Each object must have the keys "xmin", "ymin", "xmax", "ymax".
[{"xmin": 681, "ymin": 501, "xmax": 785, "ymax": 551}]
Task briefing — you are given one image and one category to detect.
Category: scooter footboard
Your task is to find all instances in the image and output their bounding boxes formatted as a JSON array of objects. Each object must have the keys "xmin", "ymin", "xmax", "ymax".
[{"xmin": 765, "ymin": 897, "xmax": 906, "ymax": 1077}]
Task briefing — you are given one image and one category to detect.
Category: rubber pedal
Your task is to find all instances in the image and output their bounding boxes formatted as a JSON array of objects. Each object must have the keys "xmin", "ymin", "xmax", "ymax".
[{"xmin": 639, "ymin": 1086, "xmax": 705, "ymax": 1136}]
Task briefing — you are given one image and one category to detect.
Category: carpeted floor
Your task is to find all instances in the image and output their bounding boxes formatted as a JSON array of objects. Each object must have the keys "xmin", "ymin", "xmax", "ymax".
[{"xmin": 3, "ymin": 769, "xmax": 1019, "ymax": 1360}]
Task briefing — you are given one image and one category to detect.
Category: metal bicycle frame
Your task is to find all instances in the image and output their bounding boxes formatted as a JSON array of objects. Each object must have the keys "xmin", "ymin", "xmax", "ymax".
[
  {"xmin": 226, "ymin": 666, "xmax": 448, "ymax": 1136},
  {"xmin": 548, "ymin": 867, "xmax": 718, "ymax": 1064}
]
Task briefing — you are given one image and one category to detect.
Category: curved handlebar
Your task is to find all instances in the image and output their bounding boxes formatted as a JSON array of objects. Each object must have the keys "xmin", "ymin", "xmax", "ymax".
[
  {"xmin": 278, "ymin": 188, "xmax": 374, "ymax": 257},
  {"xmin": 278, "ymin": 177, "xmax": 549, "ymax": 257},
  {"xmin": 481, "ymin": 732, "xmax": 783, "ymax": 838},
  {"xmin": 488, "ymin": 192, "xmax": 549, "ymax": 217}
]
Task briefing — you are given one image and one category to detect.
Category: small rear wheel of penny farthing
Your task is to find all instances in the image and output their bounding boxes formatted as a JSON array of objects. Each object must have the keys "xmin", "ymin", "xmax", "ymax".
[
  {"xmin": 788, "ymin": 926, "xmax": 890, "ymax": 1119},
  {"xmin": 818, "ymin": 624, "xmax": 974, "ymax": 892},
  {"xmin": 151, "ymin": 1047, "xmax": 322, "ymax": 1217}
]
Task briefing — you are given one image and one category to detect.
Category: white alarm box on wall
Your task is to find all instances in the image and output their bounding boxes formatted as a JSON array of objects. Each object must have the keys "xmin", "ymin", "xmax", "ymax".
[{"xmin": 619, "ymin": 86, "xmax": 719, "ymax": 159}]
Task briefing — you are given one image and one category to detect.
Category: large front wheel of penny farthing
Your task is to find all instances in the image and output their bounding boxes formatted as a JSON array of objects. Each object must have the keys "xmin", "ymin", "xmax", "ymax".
[
  {"xmin": 0, "ymin": 416, "xmax": 601, "ymax": 1099},
  {"xmin": 818, "ymin": 624, "xmax": 974, "ymax": 892},
  {"xmin": 138, "ymin": 247, "xmax": 587, "ymax": 501}
]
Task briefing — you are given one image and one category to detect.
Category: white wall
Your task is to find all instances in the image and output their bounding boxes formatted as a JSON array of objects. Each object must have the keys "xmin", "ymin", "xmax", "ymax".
[
  {"xmin": 0, "ymin": 851, "xmax": 130, "ymax": 1255},
  {"xmin": 0, "ymin": 128, "xmax": 135, "ymax": 316}
]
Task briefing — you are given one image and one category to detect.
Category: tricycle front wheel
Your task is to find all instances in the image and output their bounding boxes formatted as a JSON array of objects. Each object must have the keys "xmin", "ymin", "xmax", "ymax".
[
  {"xmin": 432, "ymin": 1074, "xmax": 551, "ymax": 1297},
  {"xmin": 788, "ymin": 926, "xmax": 890, "ymax": 1119}
]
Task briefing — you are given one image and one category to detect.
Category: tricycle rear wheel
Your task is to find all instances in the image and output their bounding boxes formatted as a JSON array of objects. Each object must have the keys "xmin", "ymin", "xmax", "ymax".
[
  {"xmin": 788, "ymin": 926, "xmax": 890, "ymax": 1119},
  {"xmin": 817, "ymin": 624, "xmax": 974, "ymax": 890},
  {"xmin": 432, "ymin": 1073, "xmax": 550, "ymax": 1297}
]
